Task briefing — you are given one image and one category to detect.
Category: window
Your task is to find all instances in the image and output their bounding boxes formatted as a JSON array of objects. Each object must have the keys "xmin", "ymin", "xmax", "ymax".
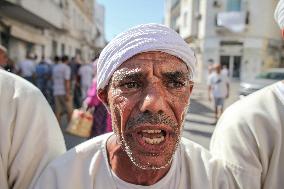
[
  {"xmin": 52, "ymin": 40, "xmax": 57, "ymax": 57},
  {"xmin": 227, "ymin": 0, "xmax": 242, "ymax": 11},
  {"xmin": 26, "ymin": 43, "xmax": 34, "ymax": 57},
  {"xmin": 256, "ymin": 71, "xmax": 284, "ymax": 80},
  {"xmin": 184, "ymin": 12, "xmax": 187, "ymax": 27},
  {"xmin": 61, "ymin": 44, "xmax": 65, "ymax": 56},
  {"xmin": 280, "ymin": 57, "xmax": 284, "ymax": 68},
  {"xmin": 171, "ymin": 0, "xmax": 180, "ymax": 8},
  {"xmin": 170, "ymin": 14, "xmax": 179, "ymax": 29}
]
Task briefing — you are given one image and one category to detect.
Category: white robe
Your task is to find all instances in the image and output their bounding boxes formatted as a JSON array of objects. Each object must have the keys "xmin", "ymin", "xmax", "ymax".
[
  {"xmin": 0, "ymin": 70, "xmax": 66, "ymax": 189},
  {"xmin": 210, "ymin": 82, "xmax": 284, "ymax": 189},
  {"xmin": 34, "ymin": 133, "xmax": 237, "ymax": 189}
]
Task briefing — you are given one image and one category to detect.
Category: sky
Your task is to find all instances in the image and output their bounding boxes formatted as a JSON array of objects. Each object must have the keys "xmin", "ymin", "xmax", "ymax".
[{"xmin": 96, "ymin": 0, "xmax": 165, "ymax": 42}]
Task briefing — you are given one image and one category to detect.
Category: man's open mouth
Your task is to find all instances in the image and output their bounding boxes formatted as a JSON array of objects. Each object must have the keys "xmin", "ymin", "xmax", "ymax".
[
  {"xmin": 125, "ymin": 125, "xmax": 175, "ymax": 153},
  {"xmin": 138, "ymin": 129, "xmax": 166, "ymax": 144}
]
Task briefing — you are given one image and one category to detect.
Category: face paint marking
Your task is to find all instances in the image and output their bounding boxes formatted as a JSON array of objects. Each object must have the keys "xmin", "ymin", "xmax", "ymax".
[
  {"xmin": 162, "ymin": 71, "xmax": 192, "ymax": 90},
  {"xmin": 106, "ymin": 51, "xmax": 193, "ymax": 170},
  {"xmin": 111, "ymin": 69, "xmax": 145, "ymax": 93},
  {"xmin": 120, "ymin": 111, "xmax": 182, "ymax": 170}
]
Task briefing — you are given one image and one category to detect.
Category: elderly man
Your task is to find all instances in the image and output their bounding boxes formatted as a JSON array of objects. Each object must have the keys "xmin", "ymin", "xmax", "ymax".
[
  {"xmin": 34, "ymin": 24, "xmax": 236, "ymax": 189},
  {"xmin": 0, "ymin": 45, "xmax": 8, "ymax": 69},
  {"xmin": 210, "ymin": 1, "xmax": 284, "ymax": 189},
  {"xmin": 0, "ymin": 70, "xmax": 66, "ymax": 189}
]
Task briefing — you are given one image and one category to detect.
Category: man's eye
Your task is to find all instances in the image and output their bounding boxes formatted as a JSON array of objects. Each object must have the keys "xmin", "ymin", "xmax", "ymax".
[
  {"xmin": 167, "ymin": 81, "xmax": 186, "ymax": 88},
  {"xmin": 121, "ymin": 82, "xmax": 141, "ymax": 89}
]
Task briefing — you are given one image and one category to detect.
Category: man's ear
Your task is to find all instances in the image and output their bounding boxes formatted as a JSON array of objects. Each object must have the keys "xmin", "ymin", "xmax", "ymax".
[
  {"xmin": 98, "ymin": 88, "xmax": 109, "ymax": 106},
  {"xmin": 189, "ymin": 83, "xmax": 194, "ymax": 96}
]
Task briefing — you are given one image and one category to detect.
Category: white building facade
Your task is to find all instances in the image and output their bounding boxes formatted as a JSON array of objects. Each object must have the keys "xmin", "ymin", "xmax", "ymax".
[
  {"xmin": 165, "ymin": 0, "xmax": 283, "ymax": 82},
  {"xmin": 0, "ymin": 0, "xmax": 105, "ymax": 63},
  {"xmin": 94, "ymin": 2, "xmax": 106, "ymax": 52}
]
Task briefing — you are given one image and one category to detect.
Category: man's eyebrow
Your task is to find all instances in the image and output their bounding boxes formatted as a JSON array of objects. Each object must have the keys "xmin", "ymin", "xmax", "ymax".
[
  {"xmin": 162, "ymin": 71, "xmax": 190, "ymax": 80},
  {"xmin": 112, "ymin": 70, "xmax": 144, "ymax": 82}
]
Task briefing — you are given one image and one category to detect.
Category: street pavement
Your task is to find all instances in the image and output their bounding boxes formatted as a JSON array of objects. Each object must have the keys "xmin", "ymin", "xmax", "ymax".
[{"xmin": 63, "ymin": 80, "xmax": 241, "ymax": 150}]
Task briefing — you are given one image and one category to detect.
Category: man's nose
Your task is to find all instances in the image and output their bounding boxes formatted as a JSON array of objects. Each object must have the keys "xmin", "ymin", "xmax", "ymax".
[{"xmin": 139, "ymin": 84, "xmax": 168, "ymax": 113}]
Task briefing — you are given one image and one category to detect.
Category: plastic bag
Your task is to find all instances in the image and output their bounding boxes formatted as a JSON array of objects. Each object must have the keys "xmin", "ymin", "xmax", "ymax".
[{"xmin": 66, "ymin": 108, "xmax": 93, "ymax": 138}]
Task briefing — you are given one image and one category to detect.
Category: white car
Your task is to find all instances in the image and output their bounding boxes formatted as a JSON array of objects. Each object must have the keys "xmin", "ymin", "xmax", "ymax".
[{"xmin": 239, "ymin": 68, "xmax": 284, "ymax": 97}]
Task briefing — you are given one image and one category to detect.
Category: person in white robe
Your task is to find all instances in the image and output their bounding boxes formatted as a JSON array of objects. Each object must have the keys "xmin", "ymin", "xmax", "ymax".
[
  {"xmin": 210, "ymin": 2, "xmax": 284, "ymax": 188},
  {"xmin": 210, "ymin": 81, "xmax": 284, "ymax": 189},
  {"xmin": 34, "ymin": 23, "xmax": 237, "ymax": 189},
  {"xmin": 0, "ymin": 70, "xmax": 66, "ymax": 189}
]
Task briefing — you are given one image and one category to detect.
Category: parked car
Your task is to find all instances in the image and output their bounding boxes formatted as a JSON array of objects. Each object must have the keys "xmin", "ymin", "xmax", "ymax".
[{"xmin": 239, "ymin": 68, "xmax": 284, "ymax": 97}]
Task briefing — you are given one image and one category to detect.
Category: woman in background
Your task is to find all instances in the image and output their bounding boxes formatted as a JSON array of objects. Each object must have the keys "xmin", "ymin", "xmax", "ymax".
[{"xmin": 84, "ymin": 58, "xmax": 112, "ymax": 138}]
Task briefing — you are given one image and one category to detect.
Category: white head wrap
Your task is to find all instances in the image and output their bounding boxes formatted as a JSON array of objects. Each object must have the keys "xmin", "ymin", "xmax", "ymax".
[
  {"xmin": 275, "ymin": 0, "xmax": 284, "ymax": 29},
  {"xmin": 97, "ymin": 23, "xmax": 197, "ymax": 90}
]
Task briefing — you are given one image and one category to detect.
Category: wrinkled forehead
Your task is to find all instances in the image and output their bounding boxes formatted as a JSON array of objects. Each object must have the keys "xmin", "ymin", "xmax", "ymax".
[
  {"xmin": 129, "ymin": 51, "xmax": 181, "ymax": 60},
  {"xmin": 116, "ymin": 51, "xmax": 189, "ymax": 72}
]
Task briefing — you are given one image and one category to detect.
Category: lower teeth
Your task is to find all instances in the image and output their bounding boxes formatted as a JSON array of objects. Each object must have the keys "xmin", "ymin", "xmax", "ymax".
[{"xmin": 143, "ymin": 136, "xmax": 165, "ymax": 144}]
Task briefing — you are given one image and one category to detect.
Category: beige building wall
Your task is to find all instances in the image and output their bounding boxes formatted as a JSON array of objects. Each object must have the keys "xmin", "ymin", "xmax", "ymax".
[
  {"xmin": 165, "ymin": 0, "xmax": 283, "ymax": 82},
  {"xmin": 20, "ymin": 0, "xmax": 64, "ymax": 29},
  {"xmin": 94, "ymin": 2, "xmax": 106, "ymax": 49},
  {"xmin": 0, "ymin": 0, "xmax": 105, "ymax": 64}
]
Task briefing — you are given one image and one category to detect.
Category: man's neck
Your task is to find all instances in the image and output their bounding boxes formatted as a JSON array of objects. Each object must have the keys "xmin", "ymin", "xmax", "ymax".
[{"xmin": 106, "ymin": 134, "xmax": 171, "ymax": 186}]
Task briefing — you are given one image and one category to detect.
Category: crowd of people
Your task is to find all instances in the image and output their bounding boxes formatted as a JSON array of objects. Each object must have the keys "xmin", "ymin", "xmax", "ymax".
[
  {"xmin": 8, "ymin": 54, "xmax": 93, "ymax": 109},
  {"xmin": 1, "ymin": 50, "xmax": 112, "ymax": 137}
]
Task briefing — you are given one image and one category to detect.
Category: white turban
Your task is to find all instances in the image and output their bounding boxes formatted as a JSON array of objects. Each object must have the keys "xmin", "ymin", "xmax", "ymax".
[
  {"xmin": 275, "ymin": 0, "xmax": 284, "ymax": 29},
  {"xmin": 97, "ymin": 23, "xmax": 197, "ymax": 90}
]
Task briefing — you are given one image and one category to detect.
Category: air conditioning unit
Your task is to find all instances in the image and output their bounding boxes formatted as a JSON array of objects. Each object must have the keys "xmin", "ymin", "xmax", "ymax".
[{"xmin": 213, "ymin": 1, "xmax": 222, "ymax": 8}]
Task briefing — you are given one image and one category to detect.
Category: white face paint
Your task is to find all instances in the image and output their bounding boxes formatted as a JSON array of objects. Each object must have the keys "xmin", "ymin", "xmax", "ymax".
[{"xmin": 107, "ymin": 51, "xmax": 194, "ymax": 170}]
